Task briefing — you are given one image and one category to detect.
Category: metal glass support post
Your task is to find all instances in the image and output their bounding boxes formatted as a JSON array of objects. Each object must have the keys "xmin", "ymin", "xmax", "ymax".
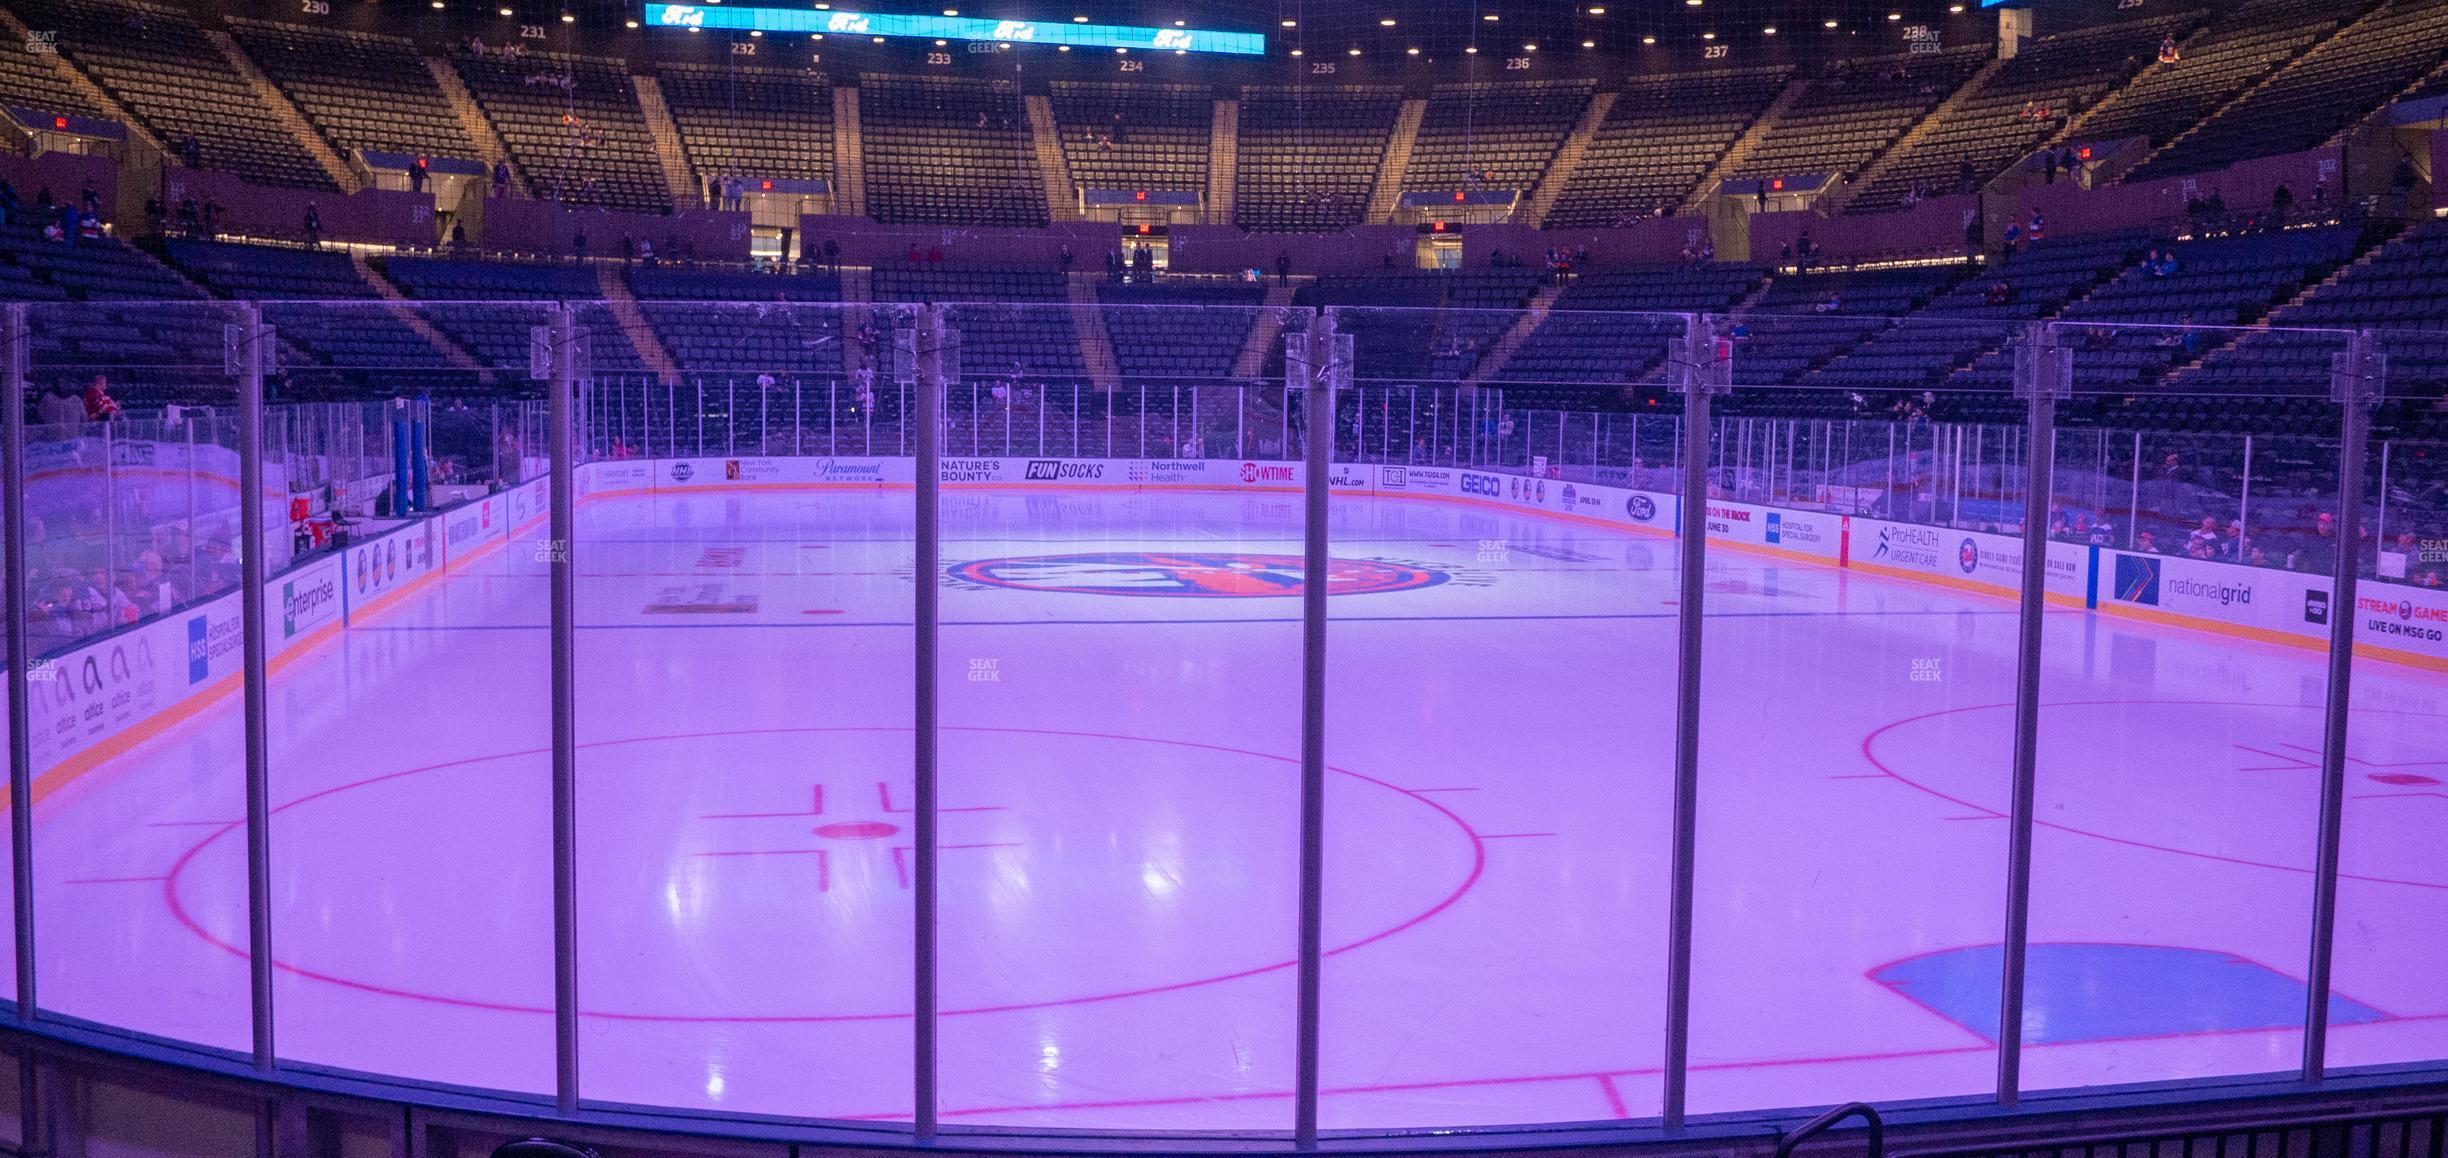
[
  {"xmin": 1661, "ymin": 313, "xmax": 1727, "ymax": 1131},
  {"xmin": 2304, "ymin": 331, "xmax": 2381, "ymax": 1082},
  {"xmin": 1997, "ymin": 323, "xmax": 2068, "ymax": 1106},
  {"xmin": 1292, "ymin": 312, "xmax": 1338, "ymax": 1148},
  {"xmin": 3, "ymin": 304, "xmax": 34, "ymax": 1027},
  {"xmin": 911, "ymin": 307, "xmax": 945, "ymax": 1140},
  {"xmin": 235, "ymin": 305, "xmax": 277, "ymax": 1074},
  {"xmin": 548, "ymin": 307, "xmax": 581, "ymax": 1113}
]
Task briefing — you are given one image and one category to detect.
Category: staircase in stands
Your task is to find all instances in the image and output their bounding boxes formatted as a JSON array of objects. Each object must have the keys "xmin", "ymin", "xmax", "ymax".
[
  {"xmin": 594, "ymin": 266, "xmax": 682, "ymax": 386},
  {"xmin": 1465, "ymin": 282, "xmax": 1566, "ymax": 385},
  {"xmin": 348, "ymin": 253, "xmax": 493, "ymax": 380},
  {"xmin": 426, "ymin": 59, "xmax": 527, "ymax": 197},
  {"xmin": 2132, "ymin": 2, "xmax": 2397, "ymax": 176},
  {"xmin": 1023, "ymin": 94, "xmax": 1079, "ymax": 223},
  {"xmin": 1524, "ymin": 91, "xmax": 1616, "ymax": 227},
  {"xmin": 205, "ymin": 31, "xmax": 359, "ymax": 192},
  {"xmin": 1824, "ymin": 54, "xmax": 2004, "ymax": 214},
  {"xmin": 1065, "ymin": 272, "xmax": 1120, "ymax": 392},
  {"xmin": 1207, "ymin": 99, "xmax": 1239, "ymax": 226},
  {"xmin": 632, "ymin": 75, "xmax": 705, "ymax": 210},
  {"xmin": 1230, "ymin": 284, "xmax": 1300, "ymax": 380},
  {"xmin": 1683, "ymin": 73, "xmax": 1809, "ymax": 213},
  {"xmin": 831, "ymin": 86, "xmax": 868, "ymax": 218},
  {"xmin": 1365, "ymin": 98, "xmax": 1429, "ymax": 225}
]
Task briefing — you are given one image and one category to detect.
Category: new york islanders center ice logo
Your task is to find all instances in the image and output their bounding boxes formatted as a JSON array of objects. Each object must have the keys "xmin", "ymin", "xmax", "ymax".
[{"xmin": 948, "ymin": 552, "xmax": 1447, "ymax": 597}]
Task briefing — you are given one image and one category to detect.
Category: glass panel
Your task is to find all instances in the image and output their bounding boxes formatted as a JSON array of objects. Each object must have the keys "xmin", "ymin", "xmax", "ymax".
[
  {"xmin": 257, "ymin": 300, "xmax": 556, "ymax": 1093},
  {"xmin": 569, "ymin": 298, "xmax": 915, "ymax": 1120},
  {"xmin": 2329, "ymin": 318, "xmax": 2448, "ymax": 1075},
  {"xmin": 2025, "ymin": 309, "xmax": 2346, "ymax": 1093},
  {"xmin": 22, "ymin": 299, "xmax": 250, "ymax": 1051},
  {"xmin": 1690, "ymin": 292, "xmax": 2025, "ymax": 1114},
  {"xmin": 932, "ymin": 299, "xmax": 1300, "ymax": 1131},
  {"xmin": 1322, "ymin": 297, "xmax": 1679, "ymax": 1128}
]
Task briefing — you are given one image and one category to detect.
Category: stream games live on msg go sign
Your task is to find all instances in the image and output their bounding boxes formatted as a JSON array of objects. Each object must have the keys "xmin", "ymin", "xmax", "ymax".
[{"xmin": 644, "ymin": 4, "xmax": 1268, "ymax": 55}]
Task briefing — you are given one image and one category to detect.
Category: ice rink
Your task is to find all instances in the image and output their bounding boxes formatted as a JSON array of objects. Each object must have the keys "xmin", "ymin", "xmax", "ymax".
[{"xmin": 20, "ymin": 486, "xmax": 2448, "ymax": 1131}]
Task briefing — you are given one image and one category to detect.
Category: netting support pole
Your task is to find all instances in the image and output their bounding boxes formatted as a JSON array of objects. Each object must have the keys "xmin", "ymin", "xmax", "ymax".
[
  {"xmin": 912, "ymin": 305, "xmax": 945, "ymax": 1141},
  {"xmin": 549, "ymin": 306, "xmax": 581, "ymax": 1114},
  {"xmin": 233, "ymin": 303, "xmax": 278, "ymax": 1077},
  {"xmin": 1293, "ymin": 309, "xmax": 1338, "ymax": 1149},
  {"xmin": 1661, "ymin": 312, "xmax": 1726, "ymax": 1132},
  {"xmin": 4, "ymin": 302, "xmax": 33, "ymax": 1034},
  {"xmin": 2304, "ymin": 329, "xmax": 2382, "ymax": 1083},
  {"xmin": 1998, "ymin": 322, "xmax": 2068, "ymax": 1107},
  {"xmin": 3, "ymin": 302, "xmax": 43, "ymax": 1158}
]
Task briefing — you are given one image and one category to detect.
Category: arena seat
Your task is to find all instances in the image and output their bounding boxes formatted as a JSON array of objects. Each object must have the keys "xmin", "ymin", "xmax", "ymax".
[
  {"xmin": 376, "ymin": 255, "xmax": 646, "ymax": 375},
  {"xmin": 656, "ymin": 62, "xmax": 834, "ymax": 192},
  {"xmin": 1851, "ymin": 14, "xmax": 2195, "ymax": 213},
  {"xmin": 2067, "ymin": 0, "xmax": 2363, "ymax": 154},
  {"xmin": 12, "ymin": 0, "xmax": 336, "ymax": 190},
  {"xmin": 451, "ymin": 49, "xmax": 670, "ymax": 212},
  {"xmin": 227, "ymin": 19, "xmax": 478, "ymax": 163},
  {"xmin": 1049, "ymin": 81, "xmax": 1211, "ymax": 198},
  {"xmin": 1544, "ymin": 67, "xmax": 1792, "ymax": 229},
  {"xmin": 1727, "ymin": 49, "xmax": 1987, "ymax": 190},
  {"xmin": 1400, "ymin": 80, "xmax": 1594, "ymax": 199},
  {"xmin": 2125, "ymin": 0, "xmax": 2448, "ymax": 182},
  {"xmin": 1233, "ymin": 85, "xmax": 1403, "ymax": 233},
  {"xmin": 859, "ymin": 74, "xmax": 1045, "ymax": 227}
]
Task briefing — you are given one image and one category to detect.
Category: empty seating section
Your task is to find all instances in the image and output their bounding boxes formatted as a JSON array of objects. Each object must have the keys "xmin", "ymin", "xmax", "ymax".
[
  {"xmin": 1234, "ymin": 86, "xmax": 1402, "ymax": 232},
  {"xmin": 1852, "ymin": 15, "xmax": 2193, "ymax": 213},
  {"xmin": 657, "ymin": 63, "xmax": 833, "ymax": 185},
  {"xmin": 1298, "ymin": 271, "xmax": 1539, "ymax": 383},
  {"xmin": 2128, "ymin": 0, "xmax": 2448, "ymax": 181},
  {"xmin": 2180, "ymin": 220, "xmax": 2448, "ymax": 411},
  {"xmin": 873, "ymin": 266, "xmax": 1078, "ymax": 381},
  {"xmin": 860, "ymin": 75, "xmax": 1043, "ymax": 227},
  {"xmin": 0, "ymin": 224, "xmax": 227, "ymax": 400},
  {"xmin": 1954, "ymin": 225, "xmax": 2359, "ymax": 397},
  {"xmin": 227, "ymin": 20, "xmax": 475, "ymax": 161},
  {"xmin": 2070, "ymin": 0, "xmax": 2359, "ymax": 151},
  {"xmin": 1731, "ymin": 51, "xmax": 1984, "ymax": 186},
  {"xmin": 1095, "ymin": 282, "xmax": 1262, "ymax": 383},
  {"xmin": 0, "ymin": 34, "xmax": 97, "ymax": 117},
  {"xmin": 626, "ymin": 266, "xmax": 847, "ymax": 378},
  {"xmin": 1729, "ymin": 267, "xmax": 1967, "ymax": 398},
  {"xmin": 376, "ymin": 256, "xmax": 644, "ymax": 373},
  {"xmin": 1546, "ymin": 68, "xmax": 1789, "ymax": 228},
  {"xmin": 1050, "ymin": 81, "xmax": 1209, "ymax": 194},
  {"xmin": 1807, "ymin": 232, "xmax": 2146, "ymax": 394},
  {"xmin": 162, "ymin": 240, "xmax": 480, "ymax": 393},
  {"xmin": 453, "ymin": 50, "xmax": 668, "ymax": 212},
  {"xmin": 1496, "ymin": 265, "xmax": 1766, "ymax": 407},
  {"xmin": 13, "ymin": 0, "xmax": 334, "ymax": 190},
  {"xmin": 1401, "ymin": 81, "xmax": 1592, "ymax": 195}
]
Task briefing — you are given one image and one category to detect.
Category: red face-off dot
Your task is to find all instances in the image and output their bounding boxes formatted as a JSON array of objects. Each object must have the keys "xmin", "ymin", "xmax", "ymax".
[
  {"xmin": 2369, "ymin": 773, "xmax": 2442, "ymax": 786},
  {"xmin": 814, "ymin": 820, "xmax": 899, "ymax": 840}
]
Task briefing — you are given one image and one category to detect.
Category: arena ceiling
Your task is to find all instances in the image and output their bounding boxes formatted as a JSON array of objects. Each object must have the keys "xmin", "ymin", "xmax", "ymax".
[{"xmin": 548, "ymin": 0, "xmax": 2092, "ymax": 59}]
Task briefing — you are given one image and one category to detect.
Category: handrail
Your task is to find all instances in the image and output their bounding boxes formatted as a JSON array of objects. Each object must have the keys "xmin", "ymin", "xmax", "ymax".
[{"xmin": 1777, "ymin": 1102, "xmax": 1884, "ymax": 1158}]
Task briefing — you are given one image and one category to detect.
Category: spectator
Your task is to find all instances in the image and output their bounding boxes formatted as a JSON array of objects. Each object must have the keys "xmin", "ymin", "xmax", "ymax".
[
  {"xmin": 180, "ymin": 133, "xmax": 201, "ymax": 169},
  {"xmin": 2158, "ymin": 34, "xmax": 2180, "ymax": 64},
  {"xmin": 36, "ymin": 381, "xmax": 83, "ymax": 428},
  {"xmin": 2135, "ymin": 530, "xmax": 2161, "ymax": 554},
  {"xmin": 0, "ymin": 180, "xmax": 15, "ymax": 226},
  {"xmin": 2270, "ymin": 182, "xmax": 2293, "ymax": 225},
  {"xmin": 303, "ymin": 202, "xmax": 321, "ymax": 249},
  {"xmin": 82, "ymin": 374, "xmax": 120, "ymax": 422},
  {"xmin": 450, "ymin": 220, "xmax": 468, "ymax": 249},
  {"xmin": 2043, "ymin": 150, "xmax": 2059, "ymax": 186},
  {"xmin": 493, "ymin": 159, "xmax": 512, "ymax": 199},
  {"xmin": 572, "ymin": 229, "xmax": 587, "ymax": 264}
]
